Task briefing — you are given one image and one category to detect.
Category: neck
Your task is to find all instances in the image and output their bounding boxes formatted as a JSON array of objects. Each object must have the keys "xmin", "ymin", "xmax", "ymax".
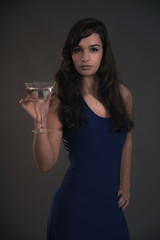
[{"xmin": 81, "ymin": 76, "xmax": 98, "ymax": 96}]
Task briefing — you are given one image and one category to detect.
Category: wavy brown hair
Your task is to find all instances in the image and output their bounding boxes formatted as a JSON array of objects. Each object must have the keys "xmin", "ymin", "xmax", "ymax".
[{"xmin": 55, "ymin": 18, "xmax": 134, "ymax": 132}]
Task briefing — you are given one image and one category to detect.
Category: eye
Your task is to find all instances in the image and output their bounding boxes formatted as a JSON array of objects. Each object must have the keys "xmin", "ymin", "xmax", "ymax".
[
  {"xmin": 73, "ymin": 47, "xmax": 81, "ymax": 53},
  {"xmin": 90, "ymin": 48, "xmax": 99, "ymax": 52}
]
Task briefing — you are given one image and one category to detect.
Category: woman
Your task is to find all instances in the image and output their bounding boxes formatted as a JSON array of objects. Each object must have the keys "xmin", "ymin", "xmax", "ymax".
[{"xmin": 20, "ymin": 18, "xmax": 133, "ymax": 240}]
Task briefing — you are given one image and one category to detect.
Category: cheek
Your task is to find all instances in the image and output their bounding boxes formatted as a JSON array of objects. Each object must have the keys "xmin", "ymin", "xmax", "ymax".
[{"xmin": 96, "ymin": 54, "xmax": 103, "ymax": 68}]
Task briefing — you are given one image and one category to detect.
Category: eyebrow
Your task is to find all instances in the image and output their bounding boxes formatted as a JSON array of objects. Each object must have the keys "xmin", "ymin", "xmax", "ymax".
[{"xmin": 77, "ymin": 44, "xmax": 101, "ymax": 48}]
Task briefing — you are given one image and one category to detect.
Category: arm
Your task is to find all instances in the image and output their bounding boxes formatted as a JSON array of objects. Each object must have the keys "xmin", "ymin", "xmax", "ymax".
[
  {"xmin": 118, "ymin": 84, "xmax": 133, "ymax": 209},
  {"xmin": 20, "ymin": 93, "xmax": 63, "ymax": 172},
  {"xmin": 33, "ymin": 96, "xmax": 63, "ymax": 172}
]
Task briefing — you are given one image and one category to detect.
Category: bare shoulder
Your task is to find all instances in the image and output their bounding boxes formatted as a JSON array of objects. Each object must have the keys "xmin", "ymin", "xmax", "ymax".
[
  {"xmin": 119, "ymin": 83, "xmax": 133, "ymax": 115},
  {"xmin": 119, "ymin": 83, "xmax": 132, "ymax": 102}
]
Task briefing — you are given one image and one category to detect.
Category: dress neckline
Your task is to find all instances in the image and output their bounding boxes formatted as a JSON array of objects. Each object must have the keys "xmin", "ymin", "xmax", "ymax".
[{"xmin": 82, "ymin": 97, "xmax": 111, "ymax": 120}]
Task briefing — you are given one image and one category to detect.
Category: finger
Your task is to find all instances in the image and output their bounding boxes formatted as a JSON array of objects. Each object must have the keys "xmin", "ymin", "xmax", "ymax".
[
  {"xmin": 26, "ymin": 87, "xmax": 30, "ymax": 94},
  {"xmin": 26, "ymin": 87, "xmax": 34, "ymax": 95},
  {"xmin": 26, "ymin": 93, "xmax": 38, "ymax": 100},
  {"xmin": 119, "ymin": 200, "xmax": 126, "ymax": 208},
  {"xmin": 122, "ymin": 199, "xmax": 129, "ymax": 210},
  {"xmin": 118, "ymin": 189, "xmax": 130, "ymax": 199},
  {"xmin": 19, "ymin": 99, "xmax": 23, "ymax": 105},
  {"xmin": 19, "ymin": 99, "xmax": 29, "ymax": 111},
  {"xmin": 118, "ymin": 190, "xmax": 122, "ymax": 196},
  {"xmin": 45, "ymin": 91, "xmax": 52, "ymax": 103},
  {"xmin": 19, "ymin": 98, "xmax": 29, "ymax": 105},
  {"xmin": 118, "ymin": 191, "xmax": 123, "ymax": 200},
  {"xmin": 118, "ymin": 195, "xmax": 127, "ymax": 207},
  {"xmin": 118, "ymin": 196, "xmax": 129, "ymax": 209},
  {"xmin": 19, "ymin": 99, "xmax": 30, "ymax": 109},
  {"xmin": 19, "ymin": 98, "xmax": 38, "ymax": 107}
]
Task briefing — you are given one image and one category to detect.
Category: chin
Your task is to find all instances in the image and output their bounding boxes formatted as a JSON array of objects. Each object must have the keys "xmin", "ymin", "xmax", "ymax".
[{"xmin": 79, "ymin": 71, "xmax": 97, "ymax": 77}]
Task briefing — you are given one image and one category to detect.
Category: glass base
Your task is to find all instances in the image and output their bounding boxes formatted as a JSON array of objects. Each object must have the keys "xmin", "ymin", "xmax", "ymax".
[{"xmin": 32, "ymin": 126, "xmax": 52, "ymax": 134}]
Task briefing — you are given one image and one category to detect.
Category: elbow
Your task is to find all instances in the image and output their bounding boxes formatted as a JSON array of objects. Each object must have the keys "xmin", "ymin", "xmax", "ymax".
[
  {"xmin": 33, "ymin": 153, "xmax": 58, "ymax": 172},
  {"xmin": 39, "ymin": 167, "xmax": 50, "ymax": 173},
  {"xmin": 38, "ymin": 165, "xmax": 53, "ymax": 173},
  {"xmin": 36, "ymin": 160, "xmax": 57, "ymax": 173}
]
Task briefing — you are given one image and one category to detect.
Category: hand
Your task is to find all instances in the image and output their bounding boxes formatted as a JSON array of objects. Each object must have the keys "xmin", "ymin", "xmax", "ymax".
[
  {"xmin": 118, "ymin": 185, "xmax": 130, "ymax": 210},
  {"xmin": 19, "ymin": 88, "xmax": 52, "ymax": 123}
]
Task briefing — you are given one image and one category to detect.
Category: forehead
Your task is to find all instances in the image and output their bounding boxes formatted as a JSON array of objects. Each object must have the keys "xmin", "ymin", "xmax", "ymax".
[{"xmin": 78, "ymin": 33, "xmax": 102, "ymax": 46}]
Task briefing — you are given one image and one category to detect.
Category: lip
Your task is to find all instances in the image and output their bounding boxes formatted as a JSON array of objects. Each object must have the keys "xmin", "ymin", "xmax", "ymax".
[{"xmin": 80, "ymin": 65, "xmax": 92, "ymax": 70}]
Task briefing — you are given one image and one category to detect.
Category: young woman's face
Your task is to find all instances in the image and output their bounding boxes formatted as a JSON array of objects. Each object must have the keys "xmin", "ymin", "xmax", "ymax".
[{"xmin": 72, "ymin": 33, "xmax": 103, "ymax": 77}]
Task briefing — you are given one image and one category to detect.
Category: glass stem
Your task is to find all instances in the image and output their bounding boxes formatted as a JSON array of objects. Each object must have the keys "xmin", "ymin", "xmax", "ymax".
[{"xmin": 40, "ymin": 101, "xmax": 44, "ymax": 128}]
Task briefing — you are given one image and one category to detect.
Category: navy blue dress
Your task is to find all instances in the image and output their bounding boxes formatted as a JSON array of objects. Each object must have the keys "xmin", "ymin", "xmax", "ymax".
[{"xmin": 47, "ymin": 99, "xmax": 130, "ymax": 239}]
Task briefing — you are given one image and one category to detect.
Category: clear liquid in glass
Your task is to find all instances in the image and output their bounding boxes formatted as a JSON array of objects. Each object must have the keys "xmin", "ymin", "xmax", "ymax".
[
  {"xmin": 25, "ymin": 82, "xmax": 55, "ymax": 133},
  {"xmin": 30, "ymin": 87, "xmax": 53, "ymax": 102}
]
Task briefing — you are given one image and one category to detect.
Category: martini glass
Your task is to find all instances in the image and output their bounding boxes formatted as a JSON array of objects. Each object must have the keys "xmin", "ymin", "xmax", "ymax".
[{"xmin": 25, "ymin": 81, "xmax": 55, "ymax": 133}]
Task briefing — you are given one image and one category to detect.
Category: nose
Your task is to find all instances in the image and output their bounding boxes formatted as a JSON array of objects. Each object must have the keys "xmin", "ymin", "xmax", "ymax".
[{"xmin": 81, "ymin": 50, "xmax": 89, "ymax": 62}]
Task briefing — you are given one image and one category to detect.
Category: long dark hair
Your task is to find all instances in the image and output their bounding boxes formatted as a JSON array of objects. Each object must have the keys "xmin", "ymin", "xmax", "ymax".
[{"xmin": 55, "ymin": 18, "xmax": 134, "ymax": 132}]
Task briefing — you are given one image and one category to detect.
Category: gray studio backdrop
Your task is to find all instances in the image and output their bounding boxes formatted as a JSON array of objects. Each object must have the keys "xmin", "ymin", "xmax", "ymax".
[{"xmin": 1, "ymin": 0, "xmax": 160, "ymax": 239}]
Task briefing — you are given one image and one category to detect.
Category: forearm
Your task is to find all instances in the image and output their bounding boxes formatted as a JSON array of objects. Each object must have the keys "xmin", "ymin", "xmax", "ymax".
[
  {"xmin": 120, "ymin": 132, "xmax": 132, "ymax": 189},
  {"xmin": 33, "ymin": 121, "xmax": 56, "ymax": 172}
]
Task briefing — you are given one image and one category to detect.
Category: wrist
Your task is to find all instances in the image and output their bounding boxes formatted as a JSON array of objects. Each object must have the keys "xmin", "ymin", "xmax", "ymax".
[
  {"xmin": 119, "ymin": 185, "xmax": 130, "ymax": 191},
  {"xmin": 34, "ymin": 118, "xmax": 47, "ymax": 128}
]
